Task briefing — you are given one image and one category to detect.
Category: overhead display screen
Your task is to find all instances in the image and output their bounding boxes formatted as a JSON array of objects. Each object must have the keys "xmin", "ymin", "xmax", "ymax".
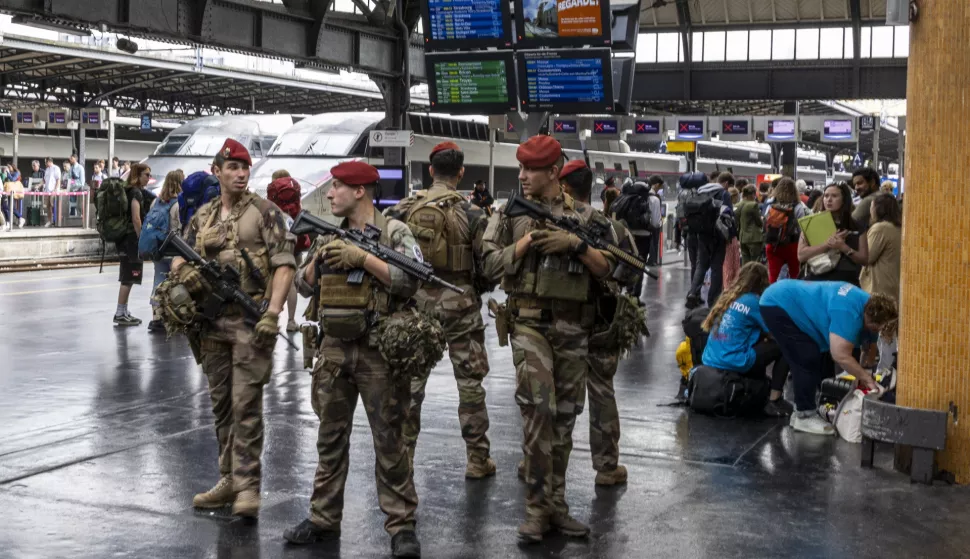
[
  {"xmin": 552, "ymin": 119, "xmax": 579, "ymax": 133},
  {"xmin": 426, "ymin": 51, "xmax": 518, "ymax": 115},
  {"xmin": 634, "ymin": 120, "xmax": 661, "ymax": 135},
  {"xmin": 517, "ymin": 48, "xmax": 614, "ymax": 114},
  {"xmin": 767, "ymin": 119, "xmax": 797, "ymax": 141},
  {"xmin": 592, "ymin": 119, "xmax": 619, "ymax": 135},
  {"xmin": 421, "ymin": 0, "xmax": 513, "ymax": 50},
  {"xmin": 515, "ymin": 0, "xmax": 612, "ymax": 49},
  {"xmin": 49, "ymin": 112, "xmax": 66, "ymax": 125},
  {"xmin": 16, "ymin": 112, "xmax": 33, "ymax": 124},
  {"xmin": 676, "ymin": 119, "xmax": 705, "ymax": 140},
  {"xmin": 823, "ymin": 119, "xmax": 854, "ymax": 141},
  {"xmin": 721, "ymin": 120, "xmax": 749, "ymax": 135}
]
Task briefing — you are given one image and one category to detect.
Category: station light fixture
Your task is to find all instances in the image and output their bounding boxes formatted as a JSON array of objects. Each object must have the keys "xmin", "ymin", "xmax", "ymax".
[{"xmin": 116, "ymin": 38, "xmax": 139, "ymax": 54}]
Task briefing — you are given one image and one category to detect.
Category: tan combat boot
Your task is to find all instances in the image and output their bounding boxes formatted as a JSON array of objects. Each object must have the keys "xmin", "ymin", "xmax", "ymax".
[
  {"xmin": 517, "ymin": 516, "xmax": 550, "ymax": 544},
  {"xmin": 551, "ymin": 512, "xmax": 590, "ymax": 538},
  {"xmin": 192, "ymin": 476, "xmax": 235, "ymax": 509},
  {"xmin": 465, "ymin": 454, "xmax": 496, "ymax": 479},
  {"xmin": 594, "ymin": 464, "xmax": 628, "ymax": 486},
  {"xmin": 232, "ymin": 489, "xmax": 260, "ymax": 518}
]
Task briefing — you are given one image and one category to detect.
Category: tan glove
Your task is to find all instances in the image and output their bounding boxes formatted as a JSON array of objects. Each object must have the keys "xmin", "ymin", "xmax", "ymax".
[
  {"xmin": 323, "ymin": 240, "xmax": 368, "ymax": 270},
  {"xmin": 253, "ymin": 310, "xmax": 279, "ymax": 349},
  {"xmin": 175, "ymin": 263, "xmax": 208, "ymax": 296},
  {"xmin": 530, "ymin": 230, "xmax": 583, "ymax": 255}
]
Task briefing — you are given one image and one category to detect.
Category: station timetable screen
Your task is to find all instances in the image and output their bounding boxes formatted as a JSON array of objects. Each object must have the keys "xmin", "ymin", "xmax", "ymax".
[
  {"xmin": 515, "ymin": 0, "xmax": 612, "ymax": 48},
  {"xmin": 421, "ymin": 0, "xmax": 512, "ymax": 49},
  {"xmin": 427, "ymin": 51, "xmax": 518, "ymax": 114},
  {"xmin": 767, "ymin": 119, "xmax": 797, "ymax": 141},
  {"xmin": 517, "ymin": 48, "xmax": 614, "ymax": 114},
  {"xmin": 823, "ymin": 119, "xmax": 854, "ymax": 141}
]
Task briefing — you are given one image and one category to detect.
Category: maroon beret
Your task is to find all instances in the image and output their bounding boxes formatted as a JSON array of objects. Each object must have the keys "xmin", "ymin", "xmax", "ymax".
[
  {"xmin": 516, "ymin": 135, "xmax": 562, "ymax": 169},
  {"xmin": 218, "ymin": 138, "xmax": 252, "ymax": 167},
  {"xmin": 559, "ymin": 159, "xmax": 588, "ymax": 179},
  {"xmin": 430, "ymin": 141, "xmax": 461, "ymax": 159},
  {"xmin": 331, "ymin": 161, "xmax": 380, "ymax": 186}
]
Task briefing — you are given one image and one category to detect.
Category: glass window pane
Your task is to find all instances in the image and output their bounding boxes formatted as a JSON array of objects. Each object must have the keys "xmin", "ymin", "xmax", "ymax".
[
  {"xmin": 861, "ymin": 26, "xmax": 872, "ymax": 57},
  {"xmin": 725, "ymin": 30, "xmax": 748, "ymax": 61},
  {"xmin": 844, "ymin": 27, "xmax": 854, "ymax": 58},
  {"xmin": 772, "ymin": 29, "xmax": 795, "ymax": 60},
  {"xmin": 703, "ymin": 31, "xmax": 726, "ymax": 62},
  {"xmin": 334, "ymin": 0, "xmax": 353, "ymax": 12},
  {"xmin": 657, "ymin": 33, "xmax": 679, "ymax": 63},
  {"xmin": 692, "ymin": 32, "xmax": 704, "ymax": 62},
  {"xmin": 819, "ymin": 28, "xmax": 843, "ymax": 59},
  {"xmin": 795, "ymin": 28, "xmax": 820, "ymax": 60},
  {"xmin": 678, "ymin": 35, "xmax": 684, "ymax": 62},
  {"xmin": 872, "ymin": 26, "xmax": 894, "ymax": 57},
  {"xmin": 894, "ymin": 25, "xmax": 910, "ymax": 57},
  {"xmin": 636, "ymin": 33, "xmax": 658, "ymax": 63},
  {"xmin": 749, "ymin": 30, "xmax": 772, "ymax": 60}
]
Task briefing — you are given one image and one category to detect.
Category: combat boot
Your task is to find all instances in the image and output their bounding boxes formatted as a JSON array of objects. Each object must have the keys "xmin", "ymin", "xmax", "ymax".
[
  {"xmin": 594, "ymin": 465, "xmax": 628, "ymax": 486},
  {"xmin": 391, "ymin": 529, "xmax": 421, "ymax": 558},
  {"xmin": 551, "ymin": 513, "xmax": 590, "ymax": 538},
  {"xmin": 465, "ymin": 454, "xmax": 496, "ymax": 479},
  {"xmin": 232, "ymin": 489, "xmax": 260, "ymax": 518},
  {"xmin": 192, "ymin": 476, "xmax": 235, "ymax": 509},
  {"xmin": 283, "ymin": 519, "xmax": 340, "ymax": 545},
  {"xmin": 517, "ymin": 516, "xmax": 550, "ymax": 544}
]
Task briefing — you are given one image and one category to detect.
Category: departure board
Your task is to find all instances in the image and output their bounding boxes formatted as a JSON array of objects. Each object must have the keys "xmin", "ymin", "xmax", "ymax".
[
  {"xmin": 517, "ymin": 49, "xmax": 614, "ymax": 113},
  {"xmin": 421, "ymin": 0, "xmax": 512, "ymax": 50},
  {"xmin": 427, "ymin": 51, "xmax": 518, "ymax": 115}
]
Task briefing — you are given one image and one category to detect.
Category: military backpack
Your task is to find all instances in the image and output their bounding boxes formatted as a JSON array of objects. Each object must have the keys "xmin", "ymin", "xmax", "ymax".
[{"xmin": 405, "ymin": 189, "xmax": 473, "ymax": 273}]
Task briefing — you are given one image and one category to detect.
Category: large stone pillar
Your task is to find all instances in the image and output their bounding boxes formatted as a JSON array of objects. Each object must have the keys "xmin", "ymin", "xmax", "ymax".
[{"xmin": 898, "ymin": 4, "xmax": 970, "ymax": 482}]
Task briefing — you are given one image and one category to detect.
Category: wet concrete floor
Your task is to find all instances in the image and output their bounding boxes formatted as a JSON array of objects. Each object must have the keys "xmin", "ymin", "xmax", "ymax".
[{"xmin": 0, "ymin": 262, "xmax": 967, "ymax": 559}]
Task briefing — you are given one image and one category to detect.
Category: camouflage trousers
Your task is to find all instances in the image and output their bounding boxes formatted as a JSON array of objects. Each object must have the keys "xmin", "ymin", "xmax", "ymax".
[
  {"xmin": 404, "ymin": 302, "xmax": 490, "ymax": 459},
  {"xmin": 199, "ymin": 315, "xmax": 274, "ymax": 493},
  {"xmin": 587, "ymin": 344, "xmax": 621, "ymax": 472},
  {"xmin": 308, "ymin": 335, "xmax": 418, "ymax": 536},
  {"xmin": 511, "ymin": 318, "xmax": 588, "ymax": 521}
]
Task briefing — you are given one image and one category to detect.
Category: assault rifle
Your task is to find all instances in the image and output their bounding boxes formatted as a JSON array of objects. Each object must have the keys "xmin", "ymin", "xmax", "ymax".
[
  {"xmin": 158, "ymin": 232, "xmax": 297, "ymax": 349},
  {"xmin": 289, "ymin": 211, "xmax": 465, "ymax": 295},
  {"xmin": 503, "ymin": 191, "xmax": 659, "ymax": 280}
]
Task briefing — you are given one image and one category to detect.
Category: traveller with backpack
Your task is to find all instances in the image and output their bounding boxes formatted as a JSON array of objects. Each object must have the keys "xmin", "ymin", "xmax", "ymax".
[
  {"xmin": 141, "ymin": 171, "xmax": 183, "ymax": 332},
  {"xmin": 610, "ymin": 177, "xmax": 659, "ymax": 297},
  {"xmin": 96, "ymin": 163, "xmax": 151, "ymax": 325},
  {"xmin": 763, "ymin": 178, "xmax": 810, "ymax": 282},
  {"xmin": 691, "ymin": 262, "xmax": 794, "ymax": 417},
  {"xmin": 677, "ymin": 171, "xmax": 735, "ymax": 309},
  {"xmin": 266, "ymin": 169, "xmax": 308, "ymax": 333}
]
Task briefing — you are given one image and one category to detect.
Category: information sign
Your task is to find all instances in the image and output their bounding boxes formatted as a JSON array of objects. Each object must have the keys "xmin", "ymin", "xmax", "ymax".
[
  {"xmin": 516, "ymin": 48, "xmax": 614, "ymax": 114},
  {"xmin": 421, "ymin": 0, "xmax": 513, "ymax": 50},
  {"xmin": 427, "ymin": 51, "xmax": 518, "ymax": 114},
  {"xmin": 823, "ymin": 119, "xmax": 855, "ymax": 141},
  {"xmin": 592, "ymin": 119, "xmax": 619, "ymax": 135},
  {"xmin": 766, "ymin": 119, "xmax": 797, "ymax": 141},
  {"xmin": 675, "ymin": 119, "xmax": 705, "ymax": 140}
]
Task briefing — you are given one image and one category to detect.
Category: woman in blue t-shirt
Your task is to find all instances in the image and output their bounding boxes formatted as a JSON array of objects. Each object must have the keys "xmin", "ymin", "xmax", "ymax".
[
  {"xmin": 701, "ymin": 262, "xmax": 793, "ymax": 417},
  {"xmin": 760, "ymin": 280, "xmax": 897, "ymax": 435}
]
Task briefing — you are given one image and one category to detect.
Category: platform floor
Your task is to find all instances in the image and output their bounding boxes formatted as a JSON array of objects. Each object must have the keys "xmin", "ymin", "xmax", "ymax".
[{"xmin": 0, "ymin": 263, "xmax": 967, "ymax": 559}]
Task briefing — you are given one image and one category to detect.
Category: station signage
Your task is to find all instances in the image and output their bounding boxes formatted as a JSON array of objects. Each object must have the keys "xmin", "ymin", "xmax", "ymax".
[
  {"xmin": 721, "ymin": 120, "xmax": 749, "ymax": 135},
  {"xmin": 675, "ymin": 119, "xmax": 705, "ymax": 140},
  {"xmin": 766, "ymin": 119, "xmax": 797, "ymax": 141},
  {"xmin": 859, "ymin": 115, "xmax": 876, "ymax": 132},
  {"xmin": 552, "ymin": 119, "xmax": 579, "ymax": 134},
  {"xmin": 48, "ymin": 111, "xmax": 66, "ymax": 125},
  {"xmin": 634, "ymin": 120, "xmax": 661, "ymax": 135},
  {"xmin": 592, "ymin": 119, "xmax": 619, "ymax": 135},
  {"xmin": 16, "ymin": 112, "xmax": 32, "ymax": 124},
  {"xmin": 666, "ymin": 140, "xmax": 696, "ymax": 153},
  {"xmin": 823, "ymin": 119, "xmax": 855, "ymax": 142}
]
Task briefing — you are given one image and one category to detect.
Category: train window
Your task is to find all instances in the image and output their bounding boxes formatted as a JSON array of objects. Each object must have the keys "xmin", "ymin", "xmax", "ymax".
[
  {"xmin": 594, "ymin": 162, "xmax": 605, "ymax": 172},
  {"xmin": 614, "ymin": 163, "xmax": 623, "ymax": 171},
  {"xmin": 629, "ymin": 161, "xmax": 639, "ymax": 178},
  {"xmin": 154, "ymin": 134, "xmax": 190, "ymax": 156}
]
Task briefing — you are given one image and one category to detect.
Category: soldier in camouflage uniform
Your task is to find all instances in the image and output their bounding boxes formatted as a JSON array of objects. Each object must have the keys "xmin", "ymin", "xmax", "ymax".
[
  {"xmin": 283, "ymin": 161, "xmax": 421, "ymax": 559},
  {"xmin": 385, "ymin": 141, "xmax": 495, "ymax": 479},
  {"xmin": 172, "ymin": 139, "xmax": 297, "ymax": 518},
  {"xmin": 482, "ymin": 136, "xmax": 616, "ymax": 543}
]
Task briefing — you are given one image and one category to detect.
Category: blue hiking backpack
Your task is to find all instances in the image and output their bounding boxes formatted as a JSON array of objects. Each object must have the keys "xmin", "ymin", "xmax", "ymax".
[
  {"xmin": 178, "ymin": 172, "xmax": 220, "ymax": 228},
  {"xmin": 138, "ymin": 199, "xmax": 176, "ymax": 260}
]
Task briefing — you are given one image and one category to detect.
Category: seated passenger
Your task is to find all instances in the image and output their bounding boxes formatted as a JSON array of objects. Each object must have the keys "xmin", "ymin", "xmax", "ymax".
[
  {"xmin": 760, "ymin": 280, "xmax": 898, "ymax": 435},
  {"xmin": 701, "ymin": 262, "xmax": 793, "ymax": 417}
]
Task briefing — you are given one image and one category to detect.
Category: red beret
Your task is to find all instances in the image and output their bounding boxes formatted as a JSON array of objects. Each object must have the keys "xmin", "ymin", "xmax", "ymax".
[
  {"xmin": 331, "ymin": 161, "xmax": 380, "ymax": 186},
  {"xmin": 559, "ymin": 159, "xmax": 588, "ymax": 179},
  {"xmin": 219, "ymin": 138, "xmax": 252, "ymax": 167},
  {"xmin": 516, "ymin": 135, "xmax": 562, "ymax": 169},
  {"xmin": 430, "ymin": 141, "xmax": 461, "ymax": 159}
]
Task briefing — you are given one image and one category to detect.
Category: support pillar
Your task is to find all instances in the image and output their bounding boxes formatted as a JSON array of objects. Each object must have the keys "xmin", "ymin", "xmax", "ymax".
[
  {"xmin": 780, "ymin": 100, "xmax": 798, "ymax": 178},
  {"xmin": 107, "ymin": 120, "xmax": 116, "ymax": 173},
  {"xmin": 12, "ymin": 128, "xmax": 19, "ymax": 170},
  {"xmin": 899, "ymin": 3, "xmax": 970, "ymax": 482},
  {"xmin": 897, "ymin": 116, "xmax": 906, "ymax": 191},
  {"xmin": 872, "ymin": 116, "xmax": 881, "ymax": 174}
]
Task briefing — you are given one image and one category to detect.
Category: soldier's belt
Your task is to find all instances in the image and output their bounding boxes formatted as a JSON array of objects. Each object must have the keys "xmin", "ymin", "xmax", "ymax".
[{"xmin": 508, "ymin": 297, "xmax": 588, "ymax": 323}]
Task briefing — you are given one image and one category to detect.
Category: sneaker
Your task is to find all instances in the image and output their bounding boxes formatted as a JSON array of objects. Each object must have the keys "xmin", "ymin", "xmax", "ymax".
[
  {"xmin": 192, "ymin": 476, "xmax": 235, "ymax": 508},
  {"xmin": 390, "ymin": 530, "xmax": 421, "ymax": 558},
  {"xmin": 465, "ymin": 456, "xmax": 496, "ymax": 479},
  {"xmin": 764, "ymin": 398, "xmax": 795, "ymax": 417},
  {"xmin": 286, "ymin": 319, "xmax": 299, "ymax": 333},
  {"xmin": 18, "ymin": 217, "xmax": 25, "ymax": 228},
  {"xmin": 685, "ymin": 294, "xmax": 703, "ymax": 310},
  {"xmin": 790, "ymin": 412, "xmax": 835, "ymax": 436},
  {"xmin": 517, "ymin": 517, "xmax": 550, "ymax": 544},
  {"xmin": 232, "ymin": 489, "xmax": 260, "ymax": 517},
  {"xmin": 147, "ymin": 319, "xmax": 164, "ymax": 333},
  {"xmin": 113, "ymin": 313, "xmax": 142, "ymax": 326},
  {"xmin": 550, "ymin": 513, "xmax": 589, "ymax": 538},
  {"xmin": 594, "ymin": 465, "xmax": 628, "ymax": 486},
  {"xmin": 283, "ymin": 519, "xmax": 340, "ymax": 545},
  {"xmin": 44, "ymin": 222, "xmax": 52, "ymax": 228}
]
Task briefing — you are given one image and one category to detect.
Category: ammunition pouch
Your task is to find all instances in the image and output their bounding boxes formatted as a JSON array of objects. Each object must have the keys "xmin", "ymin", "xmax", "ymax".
[
  {"xmin": 301, "ymin": 323, "xmax": 319, "ymax": 369},
  {"xmin": 320, "ymin": 308, "xmax": 371, "ymax": 341}
]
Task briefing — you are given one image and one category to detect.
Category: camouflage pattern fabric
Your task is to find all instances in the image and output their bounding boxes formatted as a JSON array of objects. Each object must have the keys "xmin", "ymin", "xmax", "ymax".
[
  {"xmin": 308, "ymin": 336, "xmax": 418, "ymax": 535},
  {"xmin": 586, "ymin": 346, "xmax": 620, "ymax": 472},
  {"xmin": 511, "ymin": 318, "xmax": 589, "ymax": 522},
  {"xmin": 199, "ymin": 315, "xmax": 274, "ymax": 492},
  {"xmin": 377, "ymin": 308, "xmax": 447, "ymax": 382}
]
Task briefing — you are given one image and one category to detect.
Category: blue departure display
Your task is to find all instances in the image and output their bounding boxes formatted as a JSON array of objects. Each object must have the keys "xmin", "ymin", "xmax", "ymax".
[
  {"xmin": 425, "ymin": 0, "xmax": 509, "ymax": 45},
  {"xmin": 518, "ymin": 49, "xmax": 614, "ymax": 113}
]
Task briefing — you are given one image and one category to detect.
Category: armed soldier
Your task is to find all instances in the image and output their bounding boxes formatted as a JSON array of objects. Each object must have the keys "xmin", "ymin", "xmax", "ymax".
[
  {"xmin": 283, "ymin": 161, "xmax": 422, "ymax": 558},
  {"xmin": 558, "ymin": 160, "xmax": 647, "ymax": 486},
  {"xmin": 385, "ymin": 141, "xmax": 495, "ymax": 479},
  {"xmin": 172, "ymin": 139, "xmax": 296, "ymax": 517},
  {"xmin": 482, "ymin": 135, "xmax": 616, "ymax": 543}
]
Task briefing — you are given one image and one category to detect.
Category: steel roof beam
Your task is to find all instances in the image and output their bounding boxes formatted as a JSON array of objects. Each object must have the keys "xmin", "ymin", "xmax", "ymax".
[{"xmin": 0, "ymin": 56, "xmax": 88, "ymax": 76}]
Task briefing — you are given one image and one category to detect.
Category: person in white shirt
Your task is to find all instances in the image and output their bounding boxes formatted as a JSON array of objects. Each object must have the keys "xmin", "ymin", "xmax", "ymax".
[
  {"xmin": 110, "ymin": 157, "xmax": 121, "ymax": 178},
  {"xmin": 43, "ymin": 157, "xmax": 61, "ymax": 227},
  {"xmin": 69, "ymin": 154, "xmax": 85, "ymax": 187}
]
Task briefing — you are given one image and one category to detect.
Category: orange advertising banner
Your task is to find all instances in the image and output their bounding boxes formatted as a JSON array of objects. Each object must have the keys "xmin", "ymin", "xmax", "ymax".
[{"xmin": 556, "ymin": 0, "xmax": 603, "ymax": 37}]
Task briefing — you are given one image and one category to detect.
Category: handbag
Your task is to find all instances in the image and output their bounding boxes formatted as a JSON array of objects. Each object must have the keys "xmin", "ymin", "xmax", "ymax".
[
  {"xmin": 806, "ymin": 249, "xmax": 840, "ymax": 276},
  {"xmin": 4, "ymin": 181, "xmax": 24, "ymax": 200}
]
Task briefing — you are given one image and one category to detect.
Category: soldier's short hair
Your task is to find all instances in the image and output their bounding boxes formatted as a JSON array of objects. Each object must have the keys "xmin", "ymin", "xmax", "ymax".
[
  {"xmin": 212, "ymin": 151, "xmax": 226, "ymax": 168},
  {"xmin": 562, "ymin": 167, "xmax": 593, "ymax": 201},
  {"xmin": 430, "ymin": 148, "xmax": 464, "ymax": 178}
]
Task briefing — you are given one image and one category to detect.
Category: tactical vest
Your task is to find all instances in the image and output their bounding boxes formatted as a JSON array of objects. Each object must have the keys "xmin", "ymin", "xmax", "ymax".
[
  {"xmin": 194, "ymin": 192, "xmax": 273, "ymax": 300},
  {"xmin": 316, "ymin": 212, "xmax": 397, "ymax": 341},
  {"xmin": 501, "ymin": 193, "xmax": 591, "ymax": 303},
  {"xmin": 404, "ymin": 187, "xmax": 474, "ymax": 276}
]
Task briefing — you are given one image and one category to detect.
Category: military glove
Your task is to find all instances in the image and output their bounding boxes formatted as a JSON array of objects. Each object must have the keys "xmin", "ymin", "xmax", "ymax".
[
  {"xmin": 323, "ymin": 240, "xmax": 368, "ymax": 270},
  {"xmin": 530, "ymin": 230, "xmax": 584, "ymax": 255},
  {"xmin": 253, "ymin": 310, "xmax": 280, "ymax": 349},
  {"xmin": 175, "ymin": 263, "xmax": 208, "ymax": 296}
]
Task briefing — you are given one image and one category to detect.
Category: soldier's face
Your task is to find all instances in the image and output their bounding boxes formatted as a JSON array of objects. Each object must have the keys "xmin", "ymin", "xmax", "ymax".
[
  {"xmin": 216, "ymin": 160, "xmax": 250, "ymax": 195},
  {"xmin": 519, "ymin": 165, "xmax": 559, "ymax": 198},
  {"xmin": 328, "ymin": 180, "xmax": 364, "ymax": 217}
]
